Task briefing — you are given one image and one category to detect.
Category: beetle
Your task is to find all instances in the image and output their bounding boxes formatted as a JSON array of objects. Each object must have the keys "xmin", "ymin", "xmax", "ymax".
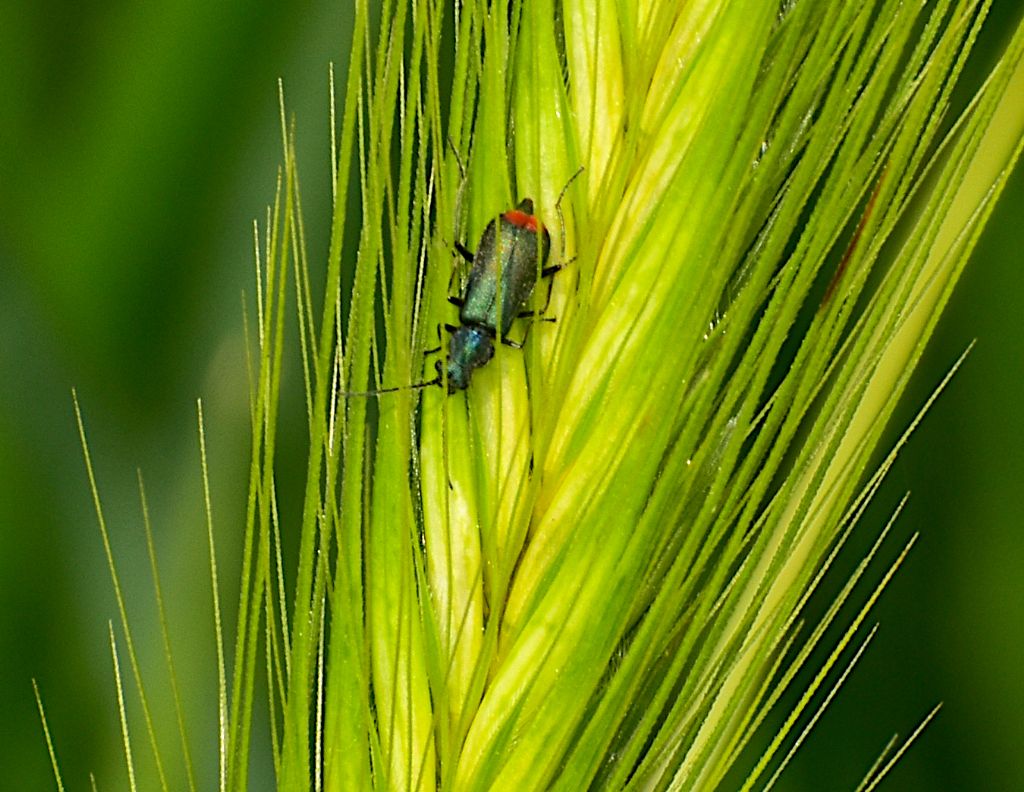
[
  {"xmin": 344, "ymin": 168, "xmax": 582, "ymax": 398},
  {"xmin": 439, "ymin": 197, "xmax": 559, "ymax": 393}
]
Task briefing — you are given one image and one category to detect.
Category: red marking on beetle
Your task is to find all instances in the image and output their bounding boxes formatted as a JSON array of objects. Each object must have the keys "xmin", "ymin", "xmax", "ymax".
[{"xmin": 503, "ymin": 209, "xmax": 540, "ymax": 232}]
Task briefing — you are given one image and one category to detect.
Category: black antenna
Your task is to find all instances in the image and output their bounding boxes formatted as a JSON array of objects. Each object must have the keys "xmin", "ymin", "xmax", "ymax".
[{"xmin": 341, "ymin": 375, "xmax": 441, "ymax": 398}]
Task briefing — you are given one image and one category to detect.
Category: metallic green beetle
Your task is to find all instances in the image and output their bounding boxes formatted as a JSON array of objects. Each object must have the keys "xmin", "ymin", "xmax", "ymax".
[{"xmin": 439, "ymin": 198, "xmax": 558, "ymax": 393}]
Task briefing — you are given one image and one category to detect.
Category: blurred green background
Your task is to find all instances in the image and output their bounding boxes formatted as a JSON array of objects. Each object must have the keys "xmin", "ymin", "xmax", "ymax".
[{"xmin": 0, "ymin": 2, "xmax": 1021, "ymax": 790}]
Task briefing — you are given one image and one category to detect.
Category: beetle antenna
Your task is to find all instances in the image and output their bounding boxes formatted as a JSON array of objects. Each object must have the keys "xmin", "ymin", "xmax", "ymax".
[
  {"xmin": 341, "ymin": 376, "xmax": 441, "ymax": 398},
  {"xmin": 555, "ymin": 166, "xmax": 585, "ymax": 263}
]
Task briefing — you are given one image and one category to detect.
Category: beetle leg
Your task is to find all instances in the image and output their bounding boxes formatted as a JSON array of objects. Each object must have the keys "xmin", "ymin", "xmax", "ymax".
[
  {"xmin": 442, "ymin": 239, "xmax": 474, "ymax": 300},
  {"xmin": 423, "ymin": 321, "xmax": 446, "ymax": 356},
  {"xmin": 501, "ymin": 315, "xmax": 555, "ymax": 348},
  {"xmin": 515, "ymin": 310, "xmax": 556, "ymax": 323},
  {"xmin": 536, "ymin": 271, "xmax": 560, "ymax": 316}
]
